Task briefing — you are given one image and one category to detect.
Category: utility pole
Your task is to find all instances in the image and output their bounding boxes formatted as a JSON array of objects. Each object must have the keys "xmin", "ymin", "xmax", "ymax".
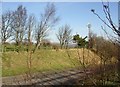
[
  {"xmin": 86, "ymin": 23, "xmax": 91, "ymax": 65},
  {"xmin": 87, "ymin": 23, "xmax": 91, "ymax": 49}
]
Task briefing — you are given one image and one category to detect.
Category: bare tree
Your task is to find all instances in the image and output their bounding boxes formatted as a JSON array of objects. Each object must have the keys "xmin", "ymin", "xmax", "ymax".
[
  {"xmin": 2, "ymin": 11, "xmax": 13, "ymax": 44},
  {"xmin": 34, "ymin": 3, "xmax": 59, "ymax": 52},
  {"xmin": 56, "ymin": 24, "xmax": 72, "ymax": 49},
  {"xmin": 11, "ymin": 5, "xmax": 27, "ymax": 46},
  {"xmin": 26, "ymin": 15, "xmax": 35, "ymax": 48},
  {"xmin": 25, "ymin": 15, "xmax": 35, "ymax": 83},
  {"xmin": 26, "ymin": 14, "xmax": 35, "ymax": 67},
  {"xmin": 91, "ymin": 1, "xmax": 120, "ymax": 81}
]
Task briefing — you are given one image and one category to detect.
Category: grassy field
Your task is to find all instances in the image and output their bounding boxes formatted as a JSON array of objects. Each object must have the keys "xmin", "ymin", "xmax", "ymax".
[{"xmin": 2, "ymin": 48, "xmax": 115, "ymax": 77}]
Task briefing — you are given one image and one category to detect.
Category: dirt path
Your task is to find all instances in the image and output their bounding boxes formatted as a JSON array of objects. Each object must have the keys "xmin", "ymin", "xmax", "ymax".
[{"xmin": 2, "ymin": 64, "xmax": 116, "ymax": 85}]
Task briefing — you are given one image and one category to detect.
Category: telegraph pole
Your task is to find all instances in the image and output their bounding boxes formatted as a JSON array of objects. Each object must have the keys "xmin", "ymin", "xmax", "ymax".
[
  {"xmin": 86, "ymin": 23, "xmax": 91, "ymax": 64},
  {"xmin": 87, "ymin": 23, "xmax": 91, "ymax": 49}
]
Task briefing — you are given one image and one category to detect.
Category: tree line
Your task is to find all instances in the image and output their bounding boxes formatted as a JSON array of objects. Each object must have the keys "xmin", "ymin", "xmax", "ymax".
[{"xmin": 2, "ymin": 3, "xmax": 73, "ymax": 51}]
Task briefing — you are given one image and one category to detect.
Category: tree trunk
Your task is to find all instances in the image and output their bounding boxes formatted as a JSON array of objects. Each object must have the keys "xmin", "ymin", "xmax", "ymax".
[{"xmin": 33, "ymin": 40, "xmax": 41, "ymax": 53}]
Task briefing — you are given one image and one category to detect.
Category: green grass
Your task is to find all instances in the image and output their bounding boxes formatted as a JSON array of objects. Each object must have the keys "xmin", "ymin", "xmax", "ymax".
[
  {"xmin": 2, "ymin": 48, "xmax": 115, "ymax": 77},
  {"xmin": 2, "ymin": 49, "xmax": 78, "ymax": 76}
]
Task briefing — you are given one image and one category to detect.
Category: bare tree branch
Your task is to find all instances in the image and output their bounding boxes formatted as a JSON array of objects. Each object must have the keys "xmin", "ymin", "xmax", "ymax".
[
  {"xmin": 2, "ymin": 11, "xmax": 13, "ymax": 44},
  {"xmin": 34, "ymin": 3, "xmax": 59, "ymax": 52},
  {"xmin": 91, "ymin": 2, "xmax": 120, "ymax": 36},
  {"xmin": 11, "ymin": 5, "xmax": 27, "ymax": 46},
  {"xmin": 56, "ymin": 24, "xmax": 72, "ymax": 49}
]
